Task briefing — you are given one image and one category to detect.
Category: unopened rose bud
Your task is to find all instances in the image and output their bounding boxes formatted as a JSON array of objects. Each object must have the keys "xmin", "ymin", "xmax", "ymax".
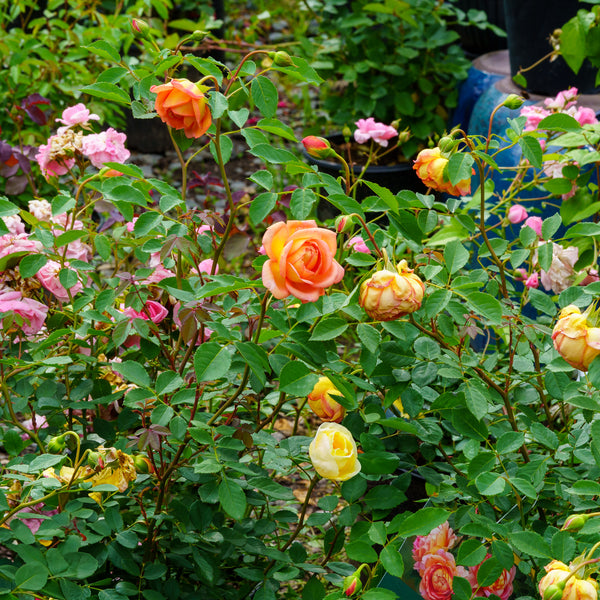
[
  {"xmin": 272, "ymin": 51, "xmax": 293, "ymax": 66},
  {"xmin": 562, "ymin": 514, "xmax": 589, "ymax": 532},
  {"xmin": 302, "ymin": 136, "xmax": 337, "ymax": 160},
  {"xmin": 87, "ymin": 451, "xmax": 104, "ymax": 470},
  {"xmin": 397, "ymin": 129, "xmax": 411, "ymax": 144},
  {"xmin": 131, "ymin": 18, "xmax": 152, "ymax": 41},
  {"xmin": 335, "ymin": 215, "xmax": 354, "ymax": 233},
  {"xmin": 543, "ymin": 582, "xmax": 566, "ymax": 600},
  {"xmin": 191, "ymin": 30, "xmax": 208, "ymax": 42},
  {"xmin": 133, "ymin": 455, "xmax": 153, "ymax": 474},
  {"xmin": 343, "ymin": 573, "xmax": 362, "ymax": 596},
  {"xmin": 503, "ymin": 94, "xmax": 525, "ymax": 110},
  {"xmin": 390, "ymin": 119, "xmax": 402, "ymax": 130},
  {"xmin": 308, "ymin": 377, "xmax": 346, "ymax": 423},
  {"xmin": 342, "ymin": 125, "xmax": 353, "ymax": 141},
  {"xmin": 438, "ymin": 136, "xmax": 456, "ymax": 153},
  {"xmin": 359, "ymin": 259, "xmax": 425, "ymax": 321},
  {"xmin": 47, "ymin": 435, "xmax": 67, "ymax": 454}
]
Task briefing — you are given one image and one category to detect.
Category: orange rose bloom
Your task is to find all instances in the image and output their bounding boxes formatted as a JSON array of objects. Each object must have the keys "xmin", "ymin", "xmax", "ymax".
[
  {"xmin": 552, "ymin": 305, "xmax": 600, "ymax": 371},
  {"xmin": 359, "ymin": 259, "xmax": 425, "ymax": 321},
  {"xmin": 150, "ymin": 78, "xmax": 212, "ymax": 139},
  {"xmin": 261, "ymin": 220, "xmax": 344, "ymax": 303},
  {"xmin": 308, "ymin": 377, "xmax": 346, "ymax": 423},
  {"xmin": 413, "ymin": 148, "xmax": 471, "ymax": 196}
]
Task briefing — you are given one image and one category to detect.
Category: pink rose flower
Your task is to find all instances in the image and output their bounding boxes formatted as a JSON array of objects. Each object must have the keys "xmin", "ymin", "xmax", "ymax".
[
  {"xmin": 539, "ymin": 243, "xmax": 578, "ymax": 294},
  {"xmin": 2, "ymin": 215, "xmax": 25, "ymax": 235},
  {"xmin": 544, "ymin": 87, "xmax": 578, "ymax": 110},
  {"xmin": 63, "ymin": 239, "xmax": 92, "ymax": 262},
  {"xmin": 13, "ymin": 504, "xmax": 58, "ymax": 536},
  {"xmin": 196, "ymin": 258, "xmax": 217, "ymax": 275},
  {"xmin": 52, "ymin": 213, "xmax": 84, "ymax": 230},
  {"xmin": 36, "ymin": 260, "xmax": 83, "ymax": 301},
  {"xmin": 142, "ymin": 264, "xmax": 176, "ymax": 285},
  {"xmin": 508, "ymin": 205, "xmax": 528, "ymax": 224},
  {"xmin": 56, "ymin": 103, "xmax": 100, "ymax": 127},
  {"xmin": 574, "ymin": 106, "xmax": 598, "ymax": 126},
  {"xmin": 81, "ymin": 128, "xmax": 130, "ymax": 169},
  {"xmin": 523, "ymin": 216, "xmax": 543, "ymax": 237},
  {"xmin": 0, "ymin": 290, "xmax": 48, "ymax": 336},
  {"xmin": 35, "ymin": 140, "xmax": 75, "ymax": 178},
  {"xmin": 468, "ymin": 555, "xmax": 516, "ymax": 600},
  {"xmin": 348, "ymin": 235, "xmax": 371, "ymax": 254},
  {"xmin": 28, "ymin": 200, "xmax": 53, "ymax": 222},
  {"xmin": 418, "ymin": 550, "xmax": 468, "ymax": 600},
  {"xmin": 525, "ymin": 272, "xmax": 539, "ymax": 289},
  {"xmin": 413, "ymin": 522, "xmax": 458, "ymax": 573},
  {"xmin": 520, "ymin": 105, "xmax": 552, "ymax": 131},
  {"xmin": 0, "ymin": 233, "xmax": 42, "ymax": 260},
  {"xmin": 21, "ymin": 414, "xmax": 48, "ymax": 439},
  {"xmin": 123, "ymin": 300, "xmax": 168, "ymax": 324},
  {"xmin": 126, "ymin": 217, "xmax": 139, "ymax": 233},
  {"xmin": 354, "ymin": 117, "xmax": 398, "ymax": 147}
]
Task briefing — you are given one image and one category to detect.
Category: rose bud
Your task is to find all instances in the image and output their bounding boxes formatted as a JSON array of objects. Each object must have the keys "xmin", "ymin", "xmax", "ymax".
[
  {"xmin": 308, "ymin": 377, "xmax": 346, "ymax": 423},
  {"xmin": 503, "ymin": 94, "xmax": 525, "ymax": 110},
  {"xmin": 552, "ymin": 305, "xmax": 600, "ymax": 371},
  {"xmin": 359, "ymin": 259, "xmax": 425, "ymax": 321},
  {"xmin": 413, "ymin": 147, "xmax": 471, "ymax": 196},
  {"xmin": 562, "ymin": 514, "xmax": 589, "ymax": 532},
  {"xmin": 131, "ymin": 18, "xmax": 152, "ymax": 41},
  {"xmin": 343, "ymin": 572, "xmax": 363, "ymax": 596},
  {"xmin": 301, "ymin": 136, "xmax": 336, "ymax": 160},
  {"xmin": 149, "ymin": 79, "xmax": 212, "ymax": 139},
  {"xmin": 47, "ymin": 434, "xmax": 67, "ymax": 454},
  {"xmin": 309, "ymin": 422, "xmax": 361, "ymax": 481},
  {"xmin": 539, "ymin": 561, "xmax": 598, "ymax": 600},
  {"xmin": 508, "ymin": 204, "xmax": 528, "ymax": 224}
]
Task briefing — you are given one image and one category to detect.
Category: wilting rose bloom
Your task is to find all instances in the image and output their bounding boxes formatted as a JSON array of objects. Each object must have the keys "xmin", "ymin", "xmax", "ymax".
[
  {"xmin": 413, "ymin": 148, "xmax": 471, "ymax": 196},
  {"xmin": 413, "ymin": 522, "xmax": 458, "ymax": 573},
  {"xmin": 418, "ymin": 550, "xmax": 468, "ymax": 600},
  {"xmin": 309, "ymin": 422, "xmax": 361, "ymax": 481},
  {"xmin": 523, "ymin": 216, "xmax": 543, "ymax": 238},
  {"xmin": 348, "ymin": 235, "xmax": 371, "ymax": 254},
  {"xmin": 302, "ymin": 136, "xmax": 334, "ymax": 160},
  {"xmin": 359, "ymin": 259, "xmax": 425, "ymax": 321},
  {"xmin": 35, "ymin": 139, "xmax": 76, "ymax": 178},
  {"xmin": 36, "ymin": 260, "xmax": 83, "ymax": 301},
  {"xmin": 261, "ymin": 220, "xmax": 344, "ymax": 303},
  {"xmin": 508, "ymin": 204, "xmax": 528, "ymax": 224},
  {"xmin": 552, "ymin": 305, "xmax": 600, "ymax": 371},
  {"xmin": 150, "ymin": 79, "xmax": 212, "ymax": 139},
  {"xmin": 56, "ymin": 103, "xmax": 100, "ymax": 127},
  {"xmin": 0, "ymin": 233, "xmax": 42, "ymax": 260},
  {"xmin": 354, "ymin": 117, "xmax": 398, "ymax": 147},
  {"xmin": 0, "ymin": 290, "xmax": 48, "ymax": 336},
  {"xmin": 28, "ymin": 199, "xmax": 52, "ymax": 222},
  {"xmin": 81, "ymin": 128, "xmax": 130, "ymax": 169},
  {"xmin": 308, "ymin": 377, "xmax": 346, "ymax": 423},
  {"xmin": 539, "ymin": 243, "xmax": 578, "ymax": 294},
  {"xmin": 467, "ymin": 555, "xmax": 516, "ymax": 600},
  {"xmin": 539, "ymin": 560, "xmax": 598, "ymax": 600},
  {"xmin": 2, "ymin": 215, "xmax": 25, "ymax": 235}
]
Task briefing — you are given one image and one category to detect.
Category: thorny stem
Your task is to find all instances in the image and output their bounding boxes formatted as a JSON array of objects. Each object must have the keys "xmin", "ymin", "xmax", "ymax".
[{"xmin": 169, "ymin": 128, "xmax": 188, "ymax": 206}]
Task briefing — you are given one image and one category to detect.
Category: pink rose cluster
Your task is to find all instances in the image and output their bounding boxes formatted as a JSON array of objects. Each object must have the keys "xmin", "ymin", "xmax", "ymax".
[
  {"xmin": 520, "ymin": 87, "xmax": 597, "ymax": 133},
  {"xmin": 36, "ymin": 103, "xmax": 130, "ymax": 179},
  {"xmin": 412, "ymin": 522, "xmax": 515, "ymax": 600},
  {"xmin": 354, "ymin": 117, "xmax": 398, "ymax": 147}
]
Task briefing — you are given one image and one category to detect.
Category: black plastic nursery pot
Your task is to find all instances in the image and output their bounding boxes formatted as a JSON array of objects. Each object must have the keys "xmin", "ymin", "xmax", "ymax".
[{"xmin": 504, "ymin": 0, "xmax": 599, "ymax": 95}]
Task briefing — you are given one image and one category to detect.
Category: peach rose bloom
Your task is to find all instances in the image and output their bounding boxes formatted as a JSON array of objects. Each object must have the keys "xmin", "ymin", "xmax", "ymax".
[
  {"xmin": 413, "ymin": 147, "xmax": 471, "ymax": 196},
  {"xmin": 150, "ymin": 79, "xmax": 212, "ymax": 139},
  {"xmin": 467, "ymin": 554, "xmax": 516, "ymax": 600},
  {"xmin": 308, "ymin": 376, "xmax": 346, "ymax": 423},
  {"xmin": 552, "ymin": 305, "xmax": 600, "ymax": 371},
  {"xmin": 539, "ymin": 561, "xmax": 598, "ymax": 600},
  {"xmin": 359, "ymin": 259, "xmax": 425, "ymax": 321},
  {"xmin": 261, "ymin": 220, "xmax": 344, "ymax": 303},
  {"xmin": 418, "ymin": 550, "xmax": 468, "ymax": 600},
  {"xmin": 413, "ymin": 522, "xmax": 458, "ymax": 573}
]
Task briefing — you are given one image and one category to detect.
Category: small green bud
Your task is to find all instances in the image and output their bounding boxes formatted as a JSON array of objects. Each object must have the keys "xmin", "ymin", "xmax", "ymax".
[
  {"xmin": 131, "ymin": 18, "xmax": 152, "ymax": 42},
  {"xmin": 335, "ymin": 215, "xmax": 355, "ymax": 233},
  {"xmin": 87, "ymin": 451, "xmax": 104, "ymax": 470},
  {"xmin": 191, "ymin": 30, "xmax": 208, "ymax": 42},
  {"xmin": 47, "ymin": 435, "xmax": 67, "ymax": 454},
  {"xmin": 503, "ymin": 94, "xmax": 525, "ymax": 110},
  {"xmin": 543, "ymin": 582, "xmax": 566, "ymax": 600},
  {"xmin": 272, "ymin": 51, "xmax": 293, "ymax": 66},
  {"xmin": 562, "ymin": 514, "xmax": 589, "ymax": 532},
  {"xmin": 438, "ymin": 136, "xmax": 456, "ymax": 153},
  {"xmin": 342, "ymin": 573, "xmax": 362, "ymax": 596}
]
